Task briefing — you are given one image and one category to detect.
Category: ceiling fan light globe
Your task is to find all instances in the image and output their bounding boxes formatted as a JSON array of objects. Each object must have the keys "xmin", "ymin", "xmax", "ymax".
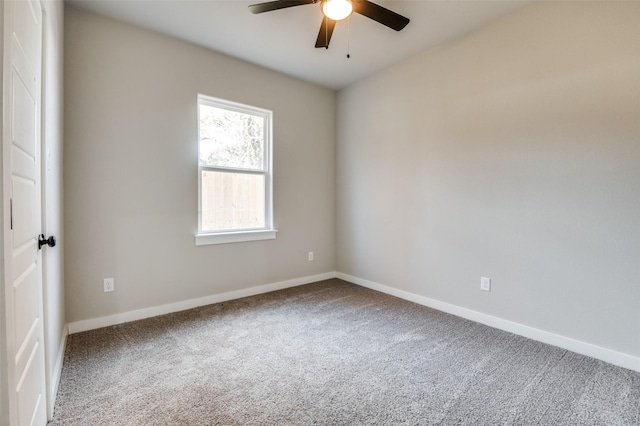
[{"xmin": 322, "ymin": 0, "xmax": 353, "ymax": 21}]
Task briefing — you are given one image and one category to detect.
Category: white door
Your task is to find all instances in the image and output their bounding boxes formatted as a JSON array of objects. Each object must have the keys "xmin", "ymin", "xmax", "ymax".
[{"xmin": 2, "ymin": 0, "xmax": 47, "ymax": 425}]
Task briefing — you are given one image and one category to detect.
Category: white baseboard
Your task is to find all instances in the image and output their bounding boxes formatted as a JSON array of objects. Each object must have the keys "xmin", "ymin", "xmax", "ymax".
[
  {"xmin": 65, "ymin": 270, "xmax": 639, "ymax": 373},
  {"xmin": 336, "ymin": 272, "xmax": 640, "ymax": 373},
  {"xmin": 48, "ymin": 327, "xmax": 68, "ymax": 420},
  {"xmin": 67, "ymin": 272, "xmax": 338, "ymax": 334}
]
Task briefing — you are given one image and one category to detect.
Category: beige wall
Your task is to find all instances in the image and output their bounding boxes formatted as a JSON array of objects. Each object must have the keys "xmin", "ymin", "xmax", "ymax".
[
  {"xmin": 64, "ymin": 7, "xmax": 336, "ymax": 323},
  {"xmin": 337, "ymin": 1, "xmax": 640, "ymax": 357},
  {"xmin": 65, "ymin": 1, "xmax": 639, "ymax": 361}
]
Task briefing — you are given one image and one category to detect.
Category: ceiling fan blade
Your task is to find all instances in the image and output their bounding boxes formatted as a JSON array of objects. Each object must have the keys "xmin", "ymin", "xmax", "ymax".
[
  {"xmin": 249, "ymin": 0, "xmax": 317, "ymax": 14},
  {"xmin": 315, "ymin": 16, "xmax": 337, "ymax": 49},
  {"xmin": 353, "ymin": 0, "xmax": 410, "ymax": 31}
]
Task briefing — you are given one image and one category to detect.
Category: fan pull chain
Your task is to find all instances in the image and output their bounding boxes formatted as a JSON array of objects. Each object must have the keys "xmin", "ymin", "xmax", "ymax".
[{"xmin": 346, "ymin": 15, "xmax": 351, "ymax": 59}]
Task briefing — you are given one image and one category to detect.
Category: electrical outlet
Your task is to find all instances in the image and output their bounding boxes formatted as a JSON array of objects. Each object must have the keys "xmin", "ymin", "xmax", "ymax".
[
  {"xmin": 308, "ymin": 251, "xmax": 314, "ymax": 261},
  {"xmin": 104, "ymin": 277, "xmax": 115, "ymax": 292},
  {"xmin": 480, "ymin": 277, "xmax": 491, "ymax": 292}
]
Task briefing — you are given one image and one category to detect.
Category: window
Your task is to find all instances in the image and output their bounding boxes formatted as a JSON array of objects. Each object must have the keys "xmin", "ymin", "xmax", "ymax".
[{"xmin": 196, "ymin": 95, "xmax": 276, "ymax": 245}]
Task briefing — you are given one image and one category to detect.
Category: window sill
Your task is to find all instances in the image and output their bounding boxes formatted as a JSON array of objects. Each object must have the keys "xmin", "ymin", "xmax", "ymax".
[{"xmin": 195, "ymin": 229, "xmax": 277, "ymax": 246}]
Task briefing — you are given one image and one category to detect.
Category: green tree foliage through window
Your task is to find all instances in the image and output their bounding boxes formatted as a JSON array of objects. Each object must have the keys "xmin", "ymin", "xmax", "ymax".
[{"xmin": 199, "ymin": 105, "xmax": 264, "ymax": 170}]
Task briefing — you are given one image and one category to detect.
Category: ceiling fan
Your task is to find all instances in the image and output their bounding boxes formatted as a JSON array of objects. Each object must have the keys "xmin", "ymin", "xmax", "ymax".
[{"xmin": 248, "ymin": 0, "xmax": 410, "ymax": 49}]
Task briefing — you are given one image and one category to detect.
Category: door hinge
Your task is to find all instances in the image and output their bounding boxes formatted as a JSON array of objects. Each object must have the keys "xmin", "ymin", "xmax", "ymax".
[{"xmin": 10, "ymin": 198, "xmax": 13, "ymax": 230}]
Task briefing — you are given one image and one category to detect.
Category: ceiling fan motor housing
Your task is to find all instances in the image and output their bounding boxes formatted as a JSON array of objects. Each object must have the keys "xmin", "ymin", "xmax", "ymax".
[{"xmin": 248, "ymin": 0, "xmax": 410, "ymax": 49}]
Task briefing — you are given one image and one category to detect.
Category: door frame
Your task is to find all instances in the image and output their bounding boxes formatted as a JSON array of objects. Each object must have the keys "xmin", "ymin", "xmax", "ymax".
[{"xmin": 0, "ymin": 0, "xmax": 7, "ymax": 420}]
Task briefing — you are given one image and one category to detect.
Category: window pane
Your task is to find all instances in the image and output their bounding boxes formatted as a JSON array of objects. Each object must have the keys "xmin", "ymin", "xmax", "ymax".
[
  {"xmin": 201, "ymin": 171, "xmax": 265, "ymax": 232},
  {"xmin": 199, "ymin": 104, "xmax": 265, "ymax": 170}
]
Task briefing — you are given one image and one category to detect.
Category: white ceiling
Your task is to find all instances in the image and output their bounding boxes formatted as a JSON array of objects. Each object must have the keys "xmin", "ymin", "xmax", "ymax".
[{"xmin": 67, "ymin": 0, "xmax": 535, "ymax": 90}]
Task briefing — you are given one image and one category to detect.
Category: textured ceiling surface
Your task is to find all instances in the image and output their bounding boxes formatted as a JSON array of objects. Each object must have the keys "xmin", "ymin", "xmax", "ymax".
[{"xmin": 68, "ymin": 0, "xmax": 534, "ymax": 90}]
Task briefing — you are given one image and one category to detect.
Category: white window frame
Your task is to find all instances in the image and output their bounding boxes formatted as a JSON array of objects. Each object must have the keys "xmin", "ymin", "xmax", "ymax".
[{"xmin": 195, "ymin": 94, "xmax": 276, "ymax": 246}]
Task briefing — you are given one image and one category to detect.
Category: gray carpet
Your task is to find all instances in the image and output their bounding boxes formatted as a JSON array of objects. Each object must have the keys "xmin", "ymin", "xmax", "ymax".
[{"xmin": 50, "ymin": 279, "xmax": 640, "ymax": 425}]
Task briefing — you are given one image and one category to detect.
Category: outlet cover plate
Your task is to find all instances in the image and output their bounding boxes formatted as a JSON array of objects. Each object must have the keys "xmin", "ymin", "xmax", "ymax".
[
  {"xmin": 104, "ymin": 278, "xmax": 115, "ymax": 292},
  {"xmin": 481, "ymin": 277, "xmax": 491, "ymax": 292}
]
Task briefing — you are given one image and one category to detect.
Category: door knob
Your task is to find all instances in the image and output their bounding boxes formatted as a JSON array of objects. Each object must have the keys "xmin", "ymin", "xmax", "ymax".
[{"xmin": 38, "ymin": 234, "xmax": 56, "ymax": 249}]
